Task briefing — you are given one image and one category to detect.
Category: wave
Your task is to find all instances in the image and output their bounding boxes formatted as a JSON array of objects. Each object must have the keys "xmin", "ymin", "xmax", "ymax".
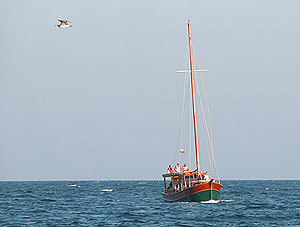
[
  {"xmin": 101, "ymin": 189, "xmax": 113, "ymax": 192},
  {"xmin": 70, "ymin": 184, "xmax": 80, "ymax": 187}
]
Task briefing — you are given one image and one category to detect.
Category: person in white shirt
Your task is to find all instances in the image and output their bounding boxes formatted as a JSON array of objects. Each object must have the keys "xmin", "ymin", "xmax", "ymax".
[
  {"xmin": 203, "ymin": 172, "xmax": 209, "ymax": 180},
  {"xmin": 182, "ymin": 163, "xmax": 189, "ymax": 173},
  {"xmin": 174, "ymin": 162, "xmax": 182, "ymax": 173}
]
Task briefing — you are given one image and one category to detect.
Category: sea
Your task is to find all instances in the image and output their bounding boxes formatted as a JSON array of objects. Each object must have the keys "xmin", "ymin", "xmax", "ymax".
[{"xmin": 0, "ymin": 180, "xmax": 299, "ymax": 226}]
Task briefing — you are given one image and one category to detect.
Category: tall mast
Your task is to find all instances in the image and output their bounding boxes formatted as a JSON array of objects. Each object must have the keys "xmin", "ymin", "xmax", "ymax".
[{"xmin": 188, "ymin": 20, "xmax": 201, "ymax": 175}]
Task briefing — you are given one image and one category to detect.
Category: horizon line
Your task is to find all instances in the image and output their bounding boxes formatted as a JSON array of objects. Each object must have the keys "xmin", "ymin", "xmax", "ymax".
[{"xmin": 1, "ymin": 178, "xmax": 299, "ymax": 182}]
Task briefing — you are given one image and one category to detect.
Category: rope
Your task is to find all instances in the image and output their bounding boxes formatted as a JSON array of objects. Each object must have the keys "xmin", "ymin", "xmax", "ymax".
[
  {"xmin": 174, "ymin": 39, "xmax": 190, "ymax": 166},
  {"xmin": 189, "ymin": 93, "xmax": 193, "ymax": 170},
  {"xmin": 194, "ymin": 49, "xmax": 221, "ymax": 183},
  {"xmin": 195, "ymin": 78, "xmax": 214, "ymax": 176},
  {"xmin": 172, "ymin": 36, "xmax": 221, "ymax": 183}
]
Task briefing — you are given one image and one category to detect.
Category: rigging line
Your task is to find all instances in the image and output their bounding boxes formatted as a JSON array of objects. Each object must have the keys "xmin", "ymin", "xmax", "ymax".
[
  {"xmin": 194, "ymin": 50, "xmax": 221, "ymax": 182},
  {"xmin": 189, "ymin": 88, "xmax": 193, "ymax": 170},
  {"xmin": 185, "ymin": 39, "xmax": 193, "ymax": 170},
  {"xmin": 179, "ymin": 37, "xmax": 194, "ymax": 170},
  {"xmin": 180, "ymin": 45, "xmax": 191, "ymax": 150},
  {"xmin": 193, "ymin": 39, "xmax": 208, "ymax": 71},
  {"xmin": 194, "ymin": 48, "xmax": 214, "ymax": 150},
  {"xmin": 175, "ymin": 40, "xmax": 190, "ymax": 165},
  {"xmin": 193, "ymin": 50, "xmax": 219, "ymax": 179},
  {"xmin": 195, "ymin": 78, "xmax": 214, "ymax": 176},
  {"xmin": 177, "ymin": 72, "xmax": 188, "ymax": 151},
  {"xmin": 180, "ymin": 75, "xmax": 189, "ymax": 165},
  {"xmin": 193, "ymin": 67, "xmax": 218, "ymax": 180}
]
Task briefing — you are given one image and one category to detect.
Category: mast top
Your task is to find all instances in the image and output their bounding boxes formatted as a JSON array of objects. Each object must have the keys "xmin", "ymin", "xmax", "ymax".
[{"xmin": 188, "ymin": 20, "xmax": 192, "ymax": 38}]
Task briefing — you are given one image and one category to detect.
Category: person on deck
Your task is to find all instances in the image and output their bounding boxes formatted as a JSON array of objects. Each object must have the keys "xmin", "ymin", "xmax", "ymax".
[
  {"xmin": 174, "ymin": 162, "xmax": 182, "ymax": 173},
  {"xmin": 182, "ymin": 163, "xmax": 189, "ymax": 173},
  {"xmin": 203, "ymin": 172, "xmax": 209, "ymax": 180},
  {"xmin": 167, "ymin": 165, "xmax": 174, "ymax": 173}
]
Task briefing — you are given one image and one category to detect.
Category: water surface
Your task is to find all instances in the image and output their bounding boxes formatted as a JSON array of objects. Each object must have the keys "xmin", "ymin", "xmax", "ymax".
[{"xmin": 0, "ymin": 180, "xmax": 299, "ymax": 226}]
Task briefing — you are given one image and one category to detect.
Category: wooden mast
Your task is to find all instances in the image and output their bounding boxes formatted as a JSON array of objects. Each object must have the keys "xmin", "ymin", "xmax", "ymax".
[{"xmin": 188, "ymin": 20, "xmax": 201, "ymax": 175}]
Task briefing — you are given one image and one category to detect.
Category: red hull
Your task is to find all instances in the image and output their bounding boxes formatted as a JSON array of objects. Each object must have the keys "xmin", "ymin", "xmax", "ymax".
[{"xmin": 162, "ymin": 181, "xmax": 222, "ymax": 202}]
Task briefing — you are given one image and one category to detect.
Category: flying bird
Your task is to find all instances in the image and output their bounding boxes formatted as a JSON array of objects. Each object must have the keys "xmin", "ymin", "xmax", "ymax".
[{"xmin": 55, "ymin": 19, "xmax": 72, "ymax": 28}]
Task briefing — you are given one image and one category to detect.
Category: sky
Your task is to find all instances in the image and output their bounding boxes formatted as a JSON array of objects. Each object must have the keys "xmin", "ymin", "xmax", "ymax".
[{"xmin": 1, "ymin": 0, "xmax": 300, "ymax": 180}]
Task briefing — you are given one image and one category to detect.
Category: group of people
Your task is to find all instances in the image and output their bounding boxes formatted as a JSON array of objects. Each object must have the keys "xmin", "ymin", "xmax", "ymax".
[{"xmin": 167, "ymin": 162, "xmax": 189, "ymax": 174}]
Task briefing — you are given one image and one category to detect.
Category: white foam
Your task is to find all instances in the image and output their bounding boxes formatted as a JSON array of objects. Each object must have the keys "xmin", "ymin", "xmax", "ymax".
[
  {"xmin": 201, "ymin": 200, "xmax": 220, "ymax": 204},
  {"xmin": 101, "ymin": 189, "xmax": 113, "ymax": 192},
  {"xmin": 70, "ymin": 184, "xmax": 80, "ymax": 187},
  {"xmin": 220, "ymin": 199, "xmax": 234, "ymax": 202}
]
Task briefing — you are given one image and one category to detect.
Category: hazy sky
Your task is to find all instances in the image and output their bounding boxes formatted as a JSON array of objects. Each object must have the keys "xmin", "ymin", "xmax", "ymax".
[{"xmin": 1, "ymin": 0, "xmax": 300, "ymax": 180}]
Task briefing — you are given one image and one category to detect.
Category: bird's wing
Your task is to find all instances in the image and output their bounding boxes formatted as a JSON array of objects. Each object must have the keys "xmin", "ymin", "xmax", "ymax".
[{"xmin": 58, "ymin": 19, "xmax": 68, "ymax": 24}]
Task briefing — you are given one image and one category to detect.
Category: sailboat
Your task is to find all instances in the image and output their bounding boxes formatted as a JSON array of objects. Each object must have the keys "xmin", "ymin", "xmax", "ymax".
[{"xmin": 162, "ymin": 20, "xmax": 222, "ymax": 202}]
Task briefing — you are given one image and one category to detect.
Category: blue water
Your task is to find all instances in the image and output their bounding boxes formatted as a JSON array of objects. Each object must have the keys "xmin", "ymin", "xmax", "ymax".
[{"xmin": 0, "ymin": 180, "xmax": 299, "ymax": 226}]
